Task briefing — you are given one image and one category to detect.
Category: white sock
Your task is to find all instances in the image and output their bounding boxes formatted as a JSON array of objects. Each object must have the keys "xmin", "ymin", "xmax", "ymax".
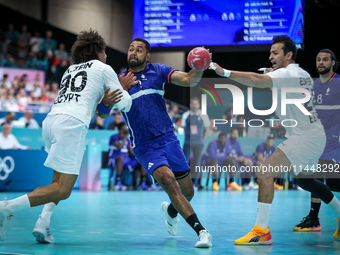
[
  {"xmin": 41, "ymin": 202, "xmax": 57, "ymax": 222},
  {"xmin": 5, "ymin": 195, "xmax": 31, "ymax": 214},
  {"xmin": 328, "ymin": 196, "xmax": 340, "ymax": 218},
  {"xmin": 255, "ymin": 202, "xmax": 271, "ymax": 229}
]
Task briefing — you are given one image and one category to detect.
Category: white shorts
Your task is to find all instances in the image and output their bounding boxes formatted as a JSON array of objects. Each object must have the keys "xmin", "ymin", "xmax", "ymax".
[
  {"xmin": 278, "ymin": 132, "xmax": 326, "ymax": 176},
  {"xmin": 42, "ymin": 114, "xmax": 88, "ymax": 175}
]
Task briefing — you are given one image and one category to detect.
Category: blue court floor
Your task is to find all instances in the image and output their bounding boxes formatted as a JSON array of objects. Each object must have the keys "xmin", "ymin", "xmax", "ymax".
[{"xmin": 0, "ymin": 190, "xmax": 339, "ymax": 255}]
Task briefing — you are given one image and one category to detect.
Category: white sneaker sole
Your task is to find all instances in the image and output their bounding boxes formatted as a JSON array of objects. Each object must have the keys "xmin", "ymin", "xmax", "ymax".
[
  {"xmin": 32, "ymin": 229, "xmax": 54, "ymax": 244},
  {"xmin": 195, "ymin": 241, "xmax": 212, "ymax": 248}
]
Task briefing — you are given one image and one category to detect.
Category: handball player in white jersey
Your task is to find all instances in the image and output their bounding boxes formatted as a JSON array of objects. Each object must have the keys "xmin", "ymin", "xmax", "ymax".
[
  {"xmin": 210, "ymin": 35, "xmax": 340, "ymax": 245},
  {"xmin": 0, "ymin": 30, "xmax": 136, "ymax": 243}
]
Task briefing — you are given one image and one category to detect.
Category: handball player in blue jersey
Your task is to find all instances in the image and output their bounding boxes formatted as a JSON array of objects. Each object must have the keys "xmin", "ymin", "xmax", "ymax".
[
  {"xmin": 293, "ymin": 49, "xmax": 340, "ymax": 236},
  {"xmin": 118, "ymin": 38, "xmax": 212, "ymax": 248}
]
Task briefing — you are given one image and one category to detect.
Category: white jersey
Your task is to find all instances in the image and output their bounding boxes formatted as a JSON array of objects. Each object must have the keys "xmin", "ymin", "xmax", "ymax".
[
  {"xmin": 266, "ymin": 63, "xmax": 324, "ymax": 137},
  {"xmin": 49, "ymin": 60, "xmax": 132, "ymax": 127}
]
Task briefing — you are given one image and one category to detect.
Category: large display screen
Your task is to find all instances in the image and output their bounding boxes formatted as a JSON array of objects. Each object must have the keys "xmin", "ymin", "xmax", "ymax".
[{"xmin": 133, "ymin": 0, "xmax": 304, "ymax": 49}]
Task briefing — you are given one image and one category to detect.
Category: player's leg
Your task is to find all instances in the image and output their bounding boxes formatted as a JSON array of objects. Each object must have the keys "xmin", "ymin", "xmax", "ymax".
[
  {"xmin": 235, "ymin": 148, "xmax": 291, "ymax": 245},
  {"xmin": 326, "ymin": 176, "xmax": 340, "ymax": 238},
  {"xmin": 114, "ymin": 155, "xmax": 126, "ymax": 190},
  {"xmin": 292, "ymin": 160, "xmax": 326, "ymax": 232},
  {"xmin": 0, "ymin": 171, "xmax": 77, "ymax": 241},
  {"xmin": 192, "ymin": 144, "xmax": 203, "ymax": 188},
  {"xmin": 154, "ymin": 166, "xmax": 212, "ymax": 248},
  {"xmin": 293, "ymin": 192, "xmax": 322, "ymax": 232},
  {"xmin": 226, "ymin": 156, "xmax": 242, "ymax": 191},
  {"xmin": 208, "ymin": 159, "xmax": 220, "ymax": 191},
  {"xmin": 31, "ymin": 171, "xmax": 77, "ymax": 243}
]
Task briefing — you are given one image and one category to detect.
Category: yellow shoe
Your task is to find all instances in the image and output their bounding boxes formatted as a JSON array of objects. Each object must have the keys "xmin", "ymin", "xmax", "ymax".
[
  {"xmin": 227, "ymin": 182, "xmax": 243, "ymax": 191},
  {"xmin": 274, "ymin": 183, "xmax": 283, "ymax": 190},
  {"xmin": 235, "ymin": 225, "xmax": 273, "ymax": 245},
  {"xmin": 212, "ymin": 181, "xmax": 219, "ymax": 191},
  {"xmin": 334, "ymin": 217, "xmax": 340, "ymax": 239}
]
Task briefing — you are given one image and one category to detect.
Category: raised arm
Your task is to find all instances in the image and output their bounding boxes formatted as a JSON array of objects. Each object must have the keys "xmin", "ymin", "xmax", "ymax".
[
  {"xmin": 210, "ymin": 62, "xmax": 273, "ymax": 89},
  {"xmin": 170, "ymin": 69, "xmax": 204, "ymax": 87}
]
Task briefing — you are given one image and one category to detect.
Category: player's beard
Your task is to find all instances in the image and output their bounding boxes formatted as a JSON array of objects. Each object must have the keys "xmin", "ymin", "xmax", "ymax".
[
  {"xmin": 317, "ymin": 65, "xmax": 331, "ymax": 75},
  {"xmin": 128, "ymin": 56, "xmax": 147, "ymax": 67}
]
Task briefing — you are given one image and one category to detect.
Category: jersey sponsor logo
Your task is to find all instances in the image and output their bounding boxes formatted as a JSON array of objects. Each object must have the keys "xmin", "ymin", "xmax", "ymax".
[
  {"xmin": 0, "ymin": 156, "xmax": 15, "ymax": 181},
  {"xmin": 148, "ymin": 162, "xmax": 154, "ymax": 170},
  {"xmin": 326, "ymin": 87, "xmax": 330, "ymax": 95}
]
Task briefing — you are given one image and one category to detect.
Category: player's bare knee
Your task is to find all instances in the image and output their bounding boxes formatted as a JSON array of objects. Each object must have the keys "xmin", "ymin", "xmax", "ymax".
[
  {"xmin": 183, "ymin": 187, "xmax": 194, "ymax": 201},
  {"xmin": 58, "ymin": 187, "xmax": 72, "ymax": 200}
]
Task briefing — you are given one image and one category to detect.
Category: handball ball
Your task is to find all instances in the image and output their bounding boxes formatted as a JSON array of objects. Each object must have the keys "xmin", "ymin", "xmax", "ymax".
[{"xmin": 187, "ymin": 47, "xmax": 211, "ymax": 71}]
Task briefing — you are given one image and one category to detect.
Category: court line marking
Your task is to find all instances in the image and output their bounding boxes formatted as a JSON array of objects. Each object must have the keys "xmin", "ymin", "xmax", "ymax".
[
  {"xmin": 0, "ymin": 253, "xmax": 30, "ymax": 255},
  {"xmin": 61, "ymin": 230, "xmax": 75, "ymax": 232}
]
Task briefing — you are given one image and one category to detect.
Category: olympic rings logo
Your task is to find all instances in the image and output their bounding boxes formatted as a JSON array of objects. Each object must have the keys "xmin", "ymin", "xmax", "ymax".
[{"xmin": 0, "ymin": 156, "xmax": 15, "ymax": 181}]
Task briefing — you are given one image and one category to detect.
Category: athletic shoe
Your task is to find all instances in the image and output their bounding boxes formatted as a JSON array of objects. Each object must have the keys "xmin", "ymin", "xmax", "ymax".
[
  {"xmin": 235, "ymin": 225, "xmax": 273, "ymax": 245},
  {"xmin": 293, "ymin": 215, "xmax": 322, "ymax": 232},
  {"xmin": 114, "ymin": 181, "xmax": 127, "ymax": 191},
  {"xmin": 139, "ymin": 181, "xmax": 150, "ymax": 191},
  {"xmin": 227, "ymin": 182, "xmax": 243, "ymax": 191},
  {"xmin": 249, "ymin": 181, "xmax": 259, "ymax": 190},
  {"xmin": 0, "ymin": 200, "xmax": 14, "ymax": 241},
  {"xmin": 274, "ymin": 183, "xmax": 283, "ymax": 190},
  {"xmin": 333, "ymin": 217, "xmax": 340, "ymax": 239},
  {"xmin": 160, "ymin": 201, "xmax": 179, "ymax": 236},
  {"xmin": 212, "ymin": 181, "xmax": 219, "ymax": 191},
  {"xmin": 32, "ymin": 216, "xmax": 54, "ymax": 243},
  {"xmin": 243, "ymin": 183, "xmax": 251, "ymax": 191},
  {"xmin": 195, "ymin": 229, "xmax": 212, "ymax": 248}
]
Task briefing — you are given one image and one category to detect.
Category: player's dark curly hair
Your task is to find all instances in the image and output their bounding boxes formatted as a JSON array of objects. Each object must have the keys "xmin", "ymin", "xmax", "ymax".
[
  {"xmin": 71, "ymin": 29, "xmax": 106, "ymax": 64},
  {"xmin": 318, "ymin": 48, "xmax": 339, "ymax": 72},
  {"xmin": 272, "ymin": 35, "xmax": 297, "ymax": 61}
]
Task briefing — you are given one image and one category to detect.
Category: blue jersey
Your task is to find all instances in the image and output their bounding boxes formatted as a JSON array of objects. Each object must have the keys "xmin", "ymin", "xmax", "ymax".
[
  {"xmin": 119, "ymin": 63, "xmax": 177, "ymax": 148},
  {"xmin": 225, "ymin": 138, "xmax": 243, "ymax": 159},
  {"xmin": 204, "ymin": 140, "xmax": 230, "ymax": 161},
  {"xmin": 108, "ymin": 134, "xmax": 131, "ymax": 158},
  {"xmin": 314, "ymin": 73, "xmax": 340, "ymax": 141},
  {"xmin": 251, "ymin": 143, "xmax": 276, "ymax": 162}
]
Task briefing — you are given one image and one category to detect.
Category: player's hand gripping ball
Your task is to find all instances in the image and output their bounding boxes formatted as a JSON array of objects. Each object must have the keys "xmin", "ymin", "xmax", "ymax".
[{"xmin": 187, "ymin": 47, "xmax": 211, "ymax": 71}]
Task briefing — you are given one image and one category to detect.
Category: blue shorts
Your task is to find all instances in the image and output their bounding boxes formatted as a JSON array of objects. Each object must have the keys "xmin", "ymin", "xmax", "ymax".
[
  {"xmin": 320, "ymin": 139, "xmax": 340, "ymax": 162},
  {"xmin": 109, "ymin": 156, "xmax": 139, "ymax": 171},
  {"xmin": 133, "ymin": 133, "xmax": 190, "ymax": 178}
]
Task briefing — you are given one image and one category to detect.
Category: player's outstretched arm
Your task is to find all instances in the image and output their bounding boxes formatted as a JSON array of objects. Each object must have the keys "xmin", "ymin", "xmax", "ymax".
[
  {"xmin": 209, "ymin": 62, "xmax": 273, "ymax": 89},
  {"xmin": 170, "ymin": 69, "xmax": 204, "ymax": 87}
]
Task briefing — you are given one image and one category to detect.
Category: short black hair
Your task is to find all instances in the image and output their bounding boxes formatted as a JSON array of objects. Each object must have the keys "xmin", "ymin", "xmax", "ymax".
[
  {"xmin": 131, "ymin": 38, "xmax": 151, "ymax": 53},
  {"xmin": 71, "ymin": 29, "xmax": 106, "ymax": 64},
  {"xmin": 218, "ymin": 132, "xmax": 227, "ymax": 139},
  {"xmin": 272, "ymin": 35, "xmax": 297, "ymax": 61},
  {"xmin": 318, "ymin": 48, "xmax": 339, "ymax": 72},
  {"xmin": 117, "ymin": 122, "xmax": 127, "ymax": 131}
]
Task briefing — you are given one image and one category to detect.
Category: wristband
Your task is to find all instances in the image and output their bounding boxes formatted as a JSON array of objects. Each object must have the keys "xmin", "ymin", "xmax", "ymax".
[
  {"xmin": 223, "ymin": 69, "xmax": 231, "ymax": 78},
  {"xmin": 98, "ymin": 101, "xmax": 111, "ymax": 114}
]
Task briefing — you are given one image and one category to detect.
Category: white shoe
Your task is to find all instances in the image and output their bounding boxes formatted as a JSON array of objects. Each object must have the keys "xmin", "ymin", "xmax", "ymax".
[
  {"xmin": 243, "ymin": 183, "xmax": 251, "ymax": 191},
  {"xmin": 32, "ymin": 216, "xmax": 54, "ymax": 243},
  {"xmin": 160, "ymin": 201, "xmax": 179, "ymax": 236},
  {"xmin": 248, "ymin": 181, "xmax": 259, "ymax": 190},
  {"xmin": 0, "ymin": 200, "xmax": 14, "ymax": 241},
  {"xmin": 195, "ymin": 229, "xmax": 212, "ymax": 248}
]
